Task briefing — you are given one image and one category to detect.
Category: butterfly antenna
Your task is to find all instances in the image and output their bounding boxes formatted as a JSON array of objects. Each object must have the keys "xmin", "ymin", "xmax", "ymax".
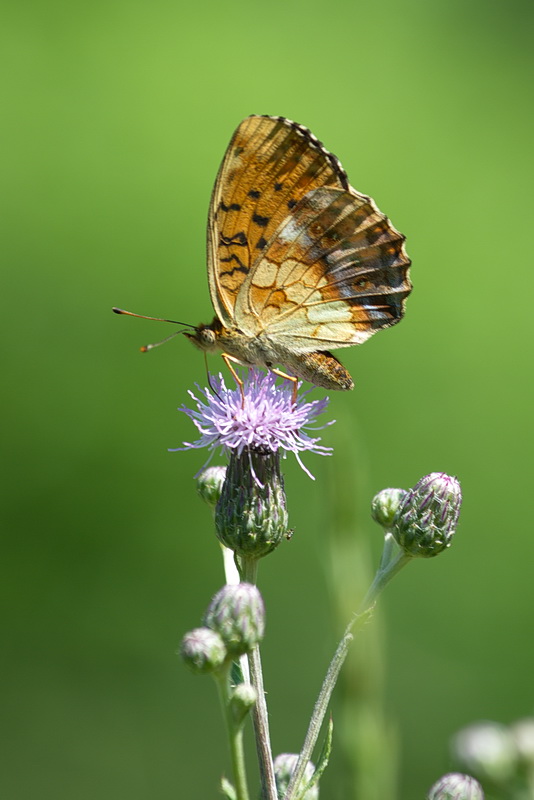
[
  {"xmin": 140, "ymin": 330, "xmax": 187, "ymax": 352},
  {"xmin": 112, "ymin": 307, "xmax": 196, "ymax": 328},
  {"xmin": 113, "ymin": 307, "xmax": 197, "ymax": 353}
]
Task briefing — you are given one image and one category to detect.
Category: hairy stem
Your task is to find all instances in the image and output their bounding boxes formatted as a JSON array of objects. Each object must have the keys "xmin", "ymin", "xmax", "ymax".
[
  {"xmin": 359, "ymin": 541, "xmax": 412, "ymax": 611},
  {"xmin": 216, "ymin": 666, "xmax": 251, "ymax": 800},
  {"xmin": 284, "ymin": 539, "xmax": 411, "ymax": 800},
  {"xmin": 241, "ymin": 556, "xmax": 277, "ymax": 800}
]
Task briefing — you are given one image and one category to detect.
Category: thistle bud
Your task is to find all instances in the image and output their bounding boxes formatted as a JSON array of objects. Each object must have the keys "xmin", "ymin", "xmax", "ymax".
[
  {"xmin": 203, "ymin": 583, "xmax": 265, "ymax": 657},
  {"xmin": 427, "ymin": 772, "xmax": 484, "ymax": 800},
  {"xmin": 196, "ymin": 465, "xmax": 227, "ymax": 509},
  {"xmin": 179, "ymin": 627, "xmax": 227, "ymax": 674},
  {"xmin": 511, "ymin": 717, "xmax": 534, "ymax": 768},
  {"xmin": 371, "ymin": 487, "xmax": 408, "ymax": 528},
  {"xmin": 273, "ymin": 753, "xmax": 319, "ymax": 800},
  {"xmin": 451, "ymin": 721, "xmax": 517, "ymax": 784},
  {"xmin": 215, "ymin": 447, "xmax": 289, "ymax": 558},
  {"xmin": 229, "ymin": 683, "xmax": 257, "ymax": 725},
  {"xmin": 392, "ymin": 472, "xmax": 462, "ymax": 557}
]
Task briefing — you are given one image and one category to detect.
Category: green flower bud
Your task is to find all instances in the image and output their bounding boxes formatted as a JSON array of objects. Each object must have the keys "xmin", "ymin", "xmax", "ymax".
[
  {"xmin": 427, "ymin": 772, "xmax": 484, "ymax": 800},
  {"xmin": 197, "ymin": 465, "xmax": 227, "ymax": 509},
  {"xmin": 215, "ymin": 447, "xmax": 289, "ymax": 558},
  {"xmin": 452, "ymin": 721, "xmax": 517, "ymax": 785},
  {"xmin": 273, "ymin": 753, "xmax": 318, "ymax": 800},
  {"xmin": 511, "ymin": 717, "xmax": 534, "ymax": 768},
  {"xmin": 371, "ymin": 487, "xmax": 408, "ymax": 528},
  {"xmin": 179, "ymin": 627, "xmax": 227, "ymax": 674},
  {"xmin": 392, "ymin": 472, "xmax": 462, "ymax": 557},
  {"xmin": 229, "ymin": 683, "xmax": 257, "ymax": 725},
  {"xmin": 203, "ymin": 583, "xmax": 265, "ymax": 657}
]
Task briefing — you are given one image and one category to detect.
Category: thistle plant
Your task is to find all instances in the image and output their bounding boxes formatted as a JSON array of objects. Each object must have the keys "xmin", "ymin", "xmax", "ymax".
[
  {"xmin": 176, "ymin": 369, "xmax": 466, "ymax": 799},
  {"xmin": 427, "ymin": 773, "xmax": 485, "ymax": 800},
  {"xmin": 450, "ymin": 718, "xmax": 534, "ymax": 799}
]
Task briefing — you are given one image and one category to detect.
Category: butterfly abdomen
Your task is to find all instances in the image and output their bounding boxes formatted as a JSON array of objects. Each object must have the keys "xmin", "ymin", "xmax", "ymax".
[{"xmin": 282, "ymin": 349, "xmax": 354, "ymax": 391}]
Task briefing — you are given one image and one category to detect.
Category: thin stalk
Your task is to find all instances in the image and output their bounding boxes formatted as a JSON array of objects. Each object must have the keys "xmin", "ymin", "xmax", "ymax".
[
  {"xmin": 241, "ymin": 557, "xmax": 277, "ymax": 800},
  {"xmin": 284, "ymin": 540, "xmax": 412, "ymax": 800},
  {"xmin": 359, "ymin": 543, "xmax": 412, "ymax": 612},
  {"xmin": 216, "ymin": 666, "xmax": 251, "ymax": 800},
  {"xmin": 221, "ymin": 545, "xmax": 250, "ymax": 684},
  {"xmin": 221, "ymin": 543, "xmax": 241, "ymax": 586}
]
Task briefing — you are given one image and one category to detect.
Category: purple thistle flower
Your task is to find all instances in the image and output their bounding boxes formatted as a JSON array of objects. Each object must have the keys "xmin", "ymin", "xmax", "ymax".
[
  {"xmin": 392, "ymin": 472, "xmax": 462, "ymax": 557},
  {"xmin": 172, "ymin": 370, "xmax": 333, "ymax": 479}
]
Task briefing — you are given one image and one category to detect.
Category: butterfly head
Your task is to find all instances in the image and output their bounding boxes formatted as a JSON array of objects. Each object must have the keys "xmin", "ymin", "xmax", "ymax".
[{"xmin": 183, "ymin": 318, "xmax": 223, "ymax": 353}]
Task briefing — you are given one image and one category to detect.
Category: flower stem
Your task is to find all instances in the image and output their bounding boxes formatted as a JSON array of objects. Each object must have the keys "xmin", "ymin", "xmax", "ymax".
[
  {"xmin": 221, "ymin": 543, "xmax": 241, "ymax": 586},
  {"xmin": 359, "ymin": 537, "xmax": 412, "ymax": 612},
  {"xmin": 284, "ymin": 624, "xmax": 355, "ymax": 800},
  {"xmin": 241, "ymin": 557, "xmax": 277, "ymax": 800},
  {"xmin": 216, "ymin": 666, "xmax": 251, "ymax": 800},
  {"xmin": 221, "ymin": 545, "xmax": 250, "ymax": 683},
  {"xmin": 284, "ymin": 537, "xmax": 412, "ymax": 800}
]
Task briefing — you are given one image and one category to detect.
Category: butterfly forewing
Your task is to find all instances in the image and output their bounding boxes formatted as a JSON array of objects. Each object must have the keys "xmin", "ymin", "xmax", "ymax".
[{"xmin": 207, "ymin": 116, "xmax": 349, "ymax": 326}]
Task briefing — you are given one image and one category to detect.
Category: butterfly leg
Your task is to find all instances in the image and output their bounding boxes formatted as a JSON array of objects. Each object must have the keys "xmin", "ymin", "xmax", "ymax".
[
  {"xmin": 270, "ymin": 367, "xmax": 298, "ymax": 405},
  {"xmin": 221, "ymin": 353, "xmax": 246, "ymax": 407}
]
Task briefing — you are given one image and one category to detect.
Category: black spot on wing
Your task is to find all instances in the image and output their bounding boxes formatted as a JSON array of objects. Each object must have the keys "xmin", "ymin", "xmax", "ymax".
[
  {"xmin": 248, "ymin": 189, "xmax": 261, "ymax": 199},
  {"xmin": 252, "ymin": 213, "xmax": 270, "ymax": 227},
  {"xmin": 219, "ymin": 254, "xmax": 248, "ymax": 274},
  {"xmin": 256, "ymin": 236, "xmax": 267, "ymax": 250},
  {"xmin": 220, "ymin": 231, "xmax": 248, "ymax": 246},
  {"xmin": 220, "ymin": 201, "xmax": 242, "ymax": 212}
]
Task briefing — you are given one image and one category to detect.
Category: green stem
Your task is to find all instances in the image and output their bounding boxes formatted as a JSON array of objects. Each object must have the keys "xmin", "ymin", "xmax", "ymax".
[
  {"xmin": 221, "ymin": 543, "xmax": 241, "ymax": 586},
  {"xmin": 359, "ymin": 539, "xmax": 412, "ymax": 612},
  {"xmin": 221, "ymin": 545, "xmax": 250, "ymax": 684},
  {"xmin": 241, "ymin": 557, "xmax": 278, "ymax": 800},
  {"xmin": 284, "ymin": 626, "xmax": 354, "ymax": 800},
  {"xmin": 216, "ymin": 665, "xmax": 251, "ymax": 800},
  {"xmin": 284, "ymin": 539, "xmax": 412, "ymax": 800}
]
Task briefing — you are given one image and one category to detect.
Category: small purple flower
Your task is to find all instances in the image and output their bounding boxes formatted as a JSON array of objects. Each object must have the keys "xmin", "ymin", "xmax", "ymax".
[{"xmin": 171, "ymin": 370, "xmax": 333, "ymax": 479}]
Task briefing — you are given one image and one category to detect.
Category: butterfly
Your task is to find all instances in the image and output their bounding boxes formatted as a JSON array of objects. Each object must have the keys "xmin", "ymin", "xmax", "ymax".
[
  {"xmin": 115, "ymin": 115, "xmax": 411, "ymax": 392},
  {"xmin": 184, "ymin": 115, "xmax": 412, "ymax": 392}
]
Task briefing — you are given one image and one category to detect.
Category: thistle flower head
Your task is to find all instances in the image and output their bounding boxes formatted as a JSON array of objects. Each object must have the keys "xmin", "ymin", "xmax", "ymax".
[
  {"xmin": 196, "ymin": 465, "xmax": 227, "ymax": 509},
  {"xmin": 427, "ymin": 772, "xmax": 484, "ymax": 800},
  {"xmin": 179, "ymin": 627, "xmax": 227, "ymax": 675},
  {"xmin": 392, "ymin": 472, "xmax": 462, "ymax": 557},
  {"xmin": 229, "ymin": 683, "xmax": 257, "ymax": 725},
  {"xmin": 273, "ymin": 753, "xmax": 319, "ymax": 800},
  {"xmin": 203, "ymin": 583, "xmax": 265, "ymax": 656},
  {"xmin": 173, "ymin": 370, "xmax": 333, "ymax": 479},
  {"xmin": 451, "ymin": 721, "xmax": 518, "ymax": 785},
  {"xmin": 215, "ymin": 446, "xmax": 289, "ymax": 556},
  {"xmin": 371, "ymin": 487, "xmax": 408, "ymax": 529},
  {"xmin": 511, "ymin": 717, "xmax": 534, "ymax": 767}
]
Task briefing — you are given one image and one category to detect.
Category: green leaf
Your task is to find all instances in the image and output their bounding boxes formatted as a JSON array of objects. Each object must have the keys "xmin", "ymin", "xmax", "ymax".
[
  {"xmin": 220, "ymin": 775, "xmax": 237, "ymax": 800},
  {"xmin": 230, "ymin": 659, "xmax": 244, "ymax": 686}
]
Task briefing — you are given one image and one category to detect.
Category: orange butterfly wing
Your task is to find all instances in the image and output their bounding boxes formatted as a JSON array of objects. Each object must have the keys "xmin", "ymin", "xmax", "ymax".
[
  {"xmin": 207, "ymin": 115, "xmax": 348, "ymax": 327},
  {"xmin": 236, "ymin": 185, "xmax": 411, "ymax": 350}
]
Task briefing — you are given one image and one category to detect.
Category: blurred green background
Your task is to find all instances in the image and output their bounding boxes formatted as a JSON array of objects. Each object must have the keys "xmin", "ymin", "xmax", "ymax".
[{"xmin": 2, "ymin": 0, "xmax": 533, "ymax": 797}]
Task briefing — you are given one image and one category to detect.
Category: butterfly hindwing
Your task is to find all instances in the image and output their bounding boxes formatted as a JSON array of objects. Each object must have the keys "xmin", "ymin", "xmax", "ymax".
[{"xmin": 234, "ymin": 186, "xmax": 411, "ymax": 350}]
